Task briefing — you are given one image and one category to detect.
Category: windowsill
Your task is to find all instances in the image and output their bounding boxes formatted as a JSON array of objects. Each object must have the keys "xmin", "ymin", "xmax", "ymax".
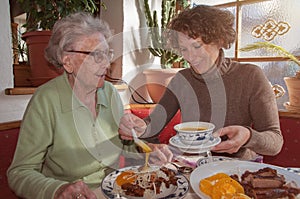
[
  {"xmin": 1, "ymin": 84, "xmax": 128, "ymax": 124},
  {"xmin": 5, "ymin": 83, "xmax": 128, "ymax": 95},
  {"xmin": 278, "ymin": 109, "xmax": 300, "ymax": 119},
  {"xmin": 0, "ymin": 91, "xmax": 32, "ymax": 123},
  {"xmin": 0, "ymin": 96, "xmax": 298, "ymax": 125}
]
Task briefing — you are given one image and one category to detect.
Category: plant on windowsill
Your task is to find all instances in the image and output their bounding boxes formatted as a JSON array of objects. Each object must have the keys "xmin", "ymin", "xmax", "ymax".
[
  {"xmin": 144, "ymin": 0, "xmax": 189, "ymax": 69},
  {"xmin": 142, "ymin": 0, "xmax": 189, "ymax": 103},
  {"xmin": 240, "ymin": 41, "xmax": 300, "ymax": 111},
  {"xmin": 16, "ymin": 0, "xmax": 105, "ymax": 87},
  {"xmin": 11, "ymin": 23, "xmax": 28, "ymax": 64},
  {"xmin": 11, "ymin": 22, "xmax": 31, "ymax": 87}
]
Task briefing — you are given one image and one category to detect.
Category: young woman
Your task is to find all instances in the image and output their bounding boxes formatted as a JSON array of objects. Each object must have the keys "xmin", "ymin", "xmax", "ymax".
[{"xmin": 119, "ymin": 5, "xmax": 283, "ymax": 161}]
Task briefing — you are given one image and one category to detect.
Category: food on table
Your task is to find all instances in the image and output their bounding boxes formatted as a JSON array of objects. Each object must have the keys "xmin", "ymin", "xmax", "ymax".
[
  {"xmin": 200, "ymin": 167, "xmax": 300, "ymax": 199},
  {"xmin": 174, "ymin": 122, "xmax": 216, "ymax": 146},
  {"xmin": 114, "ymin": 166, "xmax": 178, "ymax": 198},
  {"xmin": 235, "ymin": 167, "xmax": 300, "ymax": 199},
  {"xmin": 199, "ymin": 172, "xmax": 247, "ymax": 199},
  {"xmin": 179, "ymin": 127, "xmax": 207, "ymax": 131}
]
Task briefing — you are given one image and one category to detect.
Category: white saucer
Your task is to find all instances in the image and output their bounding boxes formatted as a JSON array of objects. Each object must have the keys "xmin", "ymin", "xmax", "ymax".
[{"xmin": 169, "ymin": 135, "xmax": 221, "ymax": 154}]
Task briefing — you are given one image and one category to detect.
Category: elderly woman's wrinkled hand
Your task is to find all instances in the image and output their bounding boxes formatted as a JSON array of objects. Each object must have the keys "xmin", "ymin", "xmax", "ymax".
[
  {"xmin": 54, "ymin": 181, "xmax": 97, "ymax": 199},
  {"xmin": 147, "ymin": 143, "xmax": 174, "ymax": 165},
  {"xmin": 211, "ymin": 125, "xmax": 251, "ymax": 154},
  {"xmin": 118, "ymin": 113, "xmax": 147, "ymax": 140}
]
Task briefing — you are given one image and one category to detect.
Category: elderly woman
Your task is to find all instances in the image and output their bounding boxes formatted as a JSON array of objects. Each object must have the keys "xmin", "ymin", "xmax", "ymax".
[
  {"xmin": 7, "ymin": 12, "xmax": 172, "ymax": 199},
  {"xmin": 119, "ymin": 5, "xmax": 283, "ymax": 161}
]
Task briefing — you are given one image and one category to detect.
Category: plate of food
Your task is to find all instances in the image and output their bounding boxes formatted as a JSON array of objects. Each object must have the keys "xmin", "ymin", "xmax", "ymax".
[
  {"xmin": 190, "ymin": 160, "xmax": 300, "ymax": 199},
  {"xmin": 101, "ymin": 165, "xmax": 189, "ymax": 199}
]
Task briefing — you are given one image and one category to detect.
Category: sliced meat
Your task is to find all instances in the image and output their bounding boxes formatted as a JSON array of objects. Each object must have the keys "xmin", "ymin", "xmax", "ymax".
[{"xmin": 238, "ymin": 167, "xmax": 300, "ymax": 199}]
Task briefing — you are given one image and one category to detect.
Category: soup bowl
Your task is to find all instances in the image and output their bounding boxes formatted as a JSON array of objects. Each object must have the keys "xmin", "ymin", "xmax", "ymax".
[{"xmin": 174, "ymin": 121, "xmax": 215, "ymax": 146}]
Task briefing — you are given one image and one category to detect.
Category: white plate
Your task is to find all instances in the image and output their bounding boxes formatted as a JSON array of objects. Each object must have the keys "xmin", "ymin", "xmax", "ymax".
[
  {"xmin": 100, "ymin": 165, "xmax": 189, "ymax": 199},
  {"xmin": 196, "ymin": 156, "xmax": 233, "ymax": 166},
  {"xmin": 190, "ymin": 160, "xmax": 300, "ymax": 199}
]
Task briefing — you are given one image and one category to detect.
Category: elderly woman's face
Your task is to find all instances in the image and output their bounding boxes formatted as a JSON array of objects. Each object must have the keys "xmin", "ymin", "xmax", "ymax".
[
  {"xmin": 177, "ymin": 33, "xmax": 220, "ymax": 74},
  {"xmin": 65, "ymin": 32, "xmax": 110, "ymax": 89}
]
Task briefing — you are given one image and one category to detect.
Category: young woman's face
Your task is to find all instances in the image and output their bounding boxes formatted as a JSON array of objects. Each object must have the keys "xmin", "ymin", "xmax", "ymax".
[
  {"xmin": 177, "ymin": 34, "xmax": 220, "ymax": 74},
  {"xmin": 65, "ymin": 32, "xmax": 111, "ymax": 89}
]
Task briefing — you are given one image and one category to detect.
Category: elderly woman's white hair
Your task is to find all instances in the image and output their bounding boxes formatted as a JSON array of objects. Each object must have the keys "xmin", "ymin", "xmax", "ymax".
[{"xmin": 45, "ymin": 12, "xmax": 112, "ymax": 68}]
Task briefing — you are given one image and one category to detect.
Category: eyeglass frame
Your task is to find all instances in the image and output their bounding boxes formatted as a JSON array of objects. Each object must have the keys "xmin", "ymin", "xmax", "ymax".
[{"xmin": 66, "ymin": 49, "xmax": 114, "ymax": 63}]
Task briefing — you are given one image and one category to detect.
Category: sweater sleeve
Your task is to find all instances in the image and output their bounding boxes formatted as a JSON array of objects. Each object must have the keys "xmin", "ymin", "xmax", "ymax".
[
  {"xmin": 243, "ymin": 65, "xmax": 283, "ymax": 156},
  {"xmin": 7, "ymin": 90, "xmax": 68, "ymax": 199},
  {"xmin": 141, "ymin": 75, "xmax": 181, "ymax": 140}
]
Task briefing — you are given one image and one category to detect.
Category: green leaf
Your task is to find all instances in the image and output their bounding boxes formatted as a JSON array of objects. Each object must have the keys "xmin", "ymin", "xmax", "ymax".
[{"xmin": 240, "ymin": 42, "xmax": 300, "ymax": 67}]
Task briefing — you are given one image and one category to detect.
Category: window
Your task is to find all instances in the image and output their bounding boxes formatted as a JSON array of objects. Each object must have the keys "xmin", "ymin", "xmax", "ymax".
[{"xmin": 191, "ymin": 0, "xmax": 300, "ymax": 109}]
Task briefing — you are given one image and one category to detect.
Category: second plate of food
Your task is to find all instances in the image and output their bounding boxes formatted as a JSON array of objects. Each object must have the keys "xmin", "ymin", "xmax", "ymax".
[
  {"xmin": 190, "ymin": 160, "xmax": 300, "ymax": 199},
  {"xmin": 101, "ymin": 165, "xmax": 189, "ymax": 199}
]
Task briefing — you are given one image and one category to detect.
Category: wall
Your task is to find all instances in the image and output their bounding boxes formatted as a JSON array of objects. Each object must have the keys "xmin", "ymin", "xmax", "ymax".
[
  {"xmin": 101, "ymin": 0, "xmax": 123, "ymax": 80},
  {"xmin": 0, "ymin": 0, "xmax": 13, "ymax": 92},
  {"xmin": 0, "ymin": 0, "xmax": 31, "ymax": 124}
]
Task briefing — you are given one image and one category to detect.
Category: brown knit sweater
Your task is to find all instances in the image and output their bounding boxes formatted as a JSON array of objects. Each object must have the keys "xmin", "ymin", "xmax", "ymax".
[{"xmin": 143, "ymin": 50, "xmax": 283, "ymax": 160}]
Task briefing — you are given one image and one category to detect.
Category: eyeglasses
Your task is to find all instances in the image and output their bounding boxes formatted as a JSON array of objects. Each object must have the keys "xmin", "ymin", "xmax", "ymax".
[{"xmin": 66, "ymin": 49, "xmax": 114, "ymax": 63}]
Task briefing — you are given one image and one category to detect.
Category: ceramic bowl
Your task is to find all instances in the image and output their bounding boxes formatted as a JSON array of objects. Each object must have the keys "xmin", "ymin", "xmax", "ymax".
[{"xmin": 173, "ymin": 121, "xmax": 215, "ymax": 146}]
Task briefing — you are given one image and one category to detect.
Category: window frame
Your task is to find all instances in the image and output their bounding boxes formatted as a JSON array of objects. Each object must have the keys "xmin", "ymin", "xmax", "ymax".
[{"xmin": 194, "ymin": 0, "xmax": 300, "ymax": 63}]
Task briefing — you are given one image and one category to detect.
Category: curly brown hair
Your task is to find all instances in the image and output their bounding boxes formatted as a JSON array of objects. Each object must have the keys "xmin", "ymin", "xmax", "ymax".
[{"xmin": 167, "ymin": 5, "xmax": 236, "ymax": 49}]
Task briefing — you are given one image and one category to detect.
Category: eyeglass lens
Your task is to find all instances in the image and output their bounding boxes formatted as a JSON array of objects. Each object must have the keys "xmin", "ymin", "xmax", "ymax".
[{"xmin": 94, "ymin": 49, "xmax": 114, "ymax": 63}]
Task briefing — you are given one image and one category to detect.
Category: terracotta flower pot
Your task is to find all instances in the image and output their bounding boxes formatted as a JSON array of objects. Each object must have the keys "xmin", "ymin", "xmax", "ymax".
[
  {"xmin": 22, "ymin": 31, "xmax": 63, "ymax": 87},
  {"xmin": 284, "ymin": 76, "xmax": 300, "ymax": 108},
  {"xmin": 143, "ymin": 68, "xmax": 183, "ymax": 103}
]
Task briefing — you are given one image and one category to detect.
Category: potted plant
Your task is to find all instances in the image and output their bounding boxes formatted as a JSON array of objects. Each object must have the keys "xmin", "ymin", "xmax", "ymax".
[
  {"xmin": 240, "ymin": 41, "xmax": 300, "ymax": 111},
  {"xmin": 11, "ymin": 22, "xmax": 28, "ymax": 64},
  {"xmin": 11, "ymin": 22, "xmax": 31, "ymax": 87},
  {"xmin": 16, "ymin": 0, "xmax": 103, "ymax": 86},
  {"xmin": 142, "ymin": 0, "xmax": 189, "ymax": 103}
]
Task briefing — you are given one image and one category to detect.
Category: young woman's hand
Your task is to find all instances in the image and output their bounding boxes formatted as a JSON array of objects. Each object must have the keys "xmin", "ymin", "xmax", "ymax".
[{"xmin": 211, "ymin": 125, "xmax": 251, "ymax": 154}]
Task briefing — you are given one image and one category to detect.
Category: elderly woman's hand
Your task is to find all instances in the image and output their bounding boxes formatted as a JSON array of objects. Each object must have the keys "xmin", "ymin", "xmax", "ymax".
[
  {"xmin": 118, "ymin": 113, "xmax": 147, "ymax": 140},
  {"xmin": 54, "ymin": 181, "xmax": 97, "ymax": 199},
  {"xmin": 147, "ymin": 143, "xmax": 174, "ymax": 165},
  {"xmin": 211, "ymin": 125, "xmax": 251, "ymax": 154}
]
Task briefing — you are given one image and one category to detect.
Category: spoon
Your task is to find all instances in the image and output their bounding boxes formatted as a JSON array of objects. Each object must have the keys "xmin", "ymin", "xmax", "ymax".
[
  {"xmin": 168, "ymin": 162, "xmax": 194, "ymax": 174},
  {"xmin": 131, "ymin": 128, "xmax": 152, "ymax": 171},
  {"xmin": 131, "ymin": 129, "xmax": 152, "ymax": 153}
]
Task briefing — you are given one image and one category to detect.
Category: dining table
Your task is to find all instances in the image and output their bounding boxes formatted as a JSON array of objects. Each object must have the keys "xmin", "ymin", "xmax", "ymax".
[{"xmin": 92, "ymin": 154, "xmax": 300, "ymax": 199}]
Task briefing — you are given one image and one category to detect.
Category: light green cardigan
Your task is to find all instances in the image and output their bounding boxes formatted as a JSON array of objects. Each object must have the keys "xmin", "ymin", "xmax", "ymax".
[{"xmin": 7, "ymin": 72, "xmax": 140, "ymax": 199}]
